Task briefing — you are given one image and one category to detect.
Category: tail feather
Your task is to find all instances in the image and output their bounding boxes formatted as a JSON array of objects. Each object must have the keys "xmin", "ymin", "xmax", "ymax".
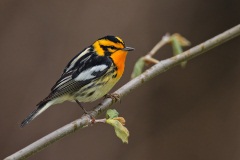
[{"xmin": 20, "ymin": 100, "xmax": 53, "ymax": 127}]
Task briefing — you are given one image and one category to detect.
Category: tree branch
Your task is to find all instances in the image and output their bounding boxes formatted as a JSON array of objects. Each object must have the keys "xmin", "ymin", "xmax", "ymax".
[{"xmin": 5, "ymin": 24, "xmax": 240, "ymax": 160}]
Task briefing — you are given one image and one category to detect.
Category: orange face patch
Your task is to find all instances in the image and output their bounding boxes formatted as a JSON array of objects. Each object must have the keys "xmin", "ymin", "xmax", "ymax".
[{"xmin": 110, "ymin": 50, "xmax": 128, "ymax": 77}]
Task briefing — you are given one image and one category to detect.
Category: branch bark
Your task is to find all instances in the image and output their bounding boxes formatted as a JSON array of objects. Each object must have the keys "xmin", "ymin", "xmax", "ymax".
[{"xmin": 5, "ymin": 24, "xmax": 240, "ymax": 160}]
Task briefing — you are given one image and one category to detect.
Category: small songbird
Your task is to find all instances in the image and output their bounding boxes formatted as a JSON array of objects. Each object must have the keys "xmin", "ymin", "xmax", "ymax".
[{"xmin": 21, "ymin": 35, "xmax": 134, "ymax": 127}]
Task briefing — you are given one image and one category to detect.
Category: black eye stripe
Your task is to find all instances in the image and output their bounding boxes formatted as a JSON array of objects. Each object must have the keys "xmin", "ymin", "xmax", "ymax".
[
  {"xmin": 109, "ymin": 46, "xmax": 117, "ymax": 49},
  {"xmin": 100, "ymin": 45, "xmax": 108, "ymax": 51},
  {"xmin": 100, "ymin": 45, "xmax": 119, "ymax": 50}
]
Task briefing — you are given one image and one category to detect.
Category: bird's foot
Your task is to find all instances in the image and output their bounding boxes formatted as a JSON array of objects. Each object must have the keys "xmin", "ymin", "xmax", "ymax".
[
  {"xmin": 85, "ymin": 111, "xmax": 96, "ymax": 124},
  {"xmin": 104, "ymin": 93, "xmax": 121, "ymax": 103}
]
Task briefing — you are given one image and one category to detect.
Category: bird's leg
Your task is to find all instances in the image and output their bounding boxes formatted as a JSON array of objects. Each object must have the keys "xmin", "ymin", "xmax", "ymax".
[
  {"xmin": 75, "ymin": 100, "xmax": 95, "ymax": 123},
  {"xmin": 75, "ymin": 100, "xmax": 89, "ymax": 114},
  {"xmin": 104, "ymin": 93, "xmax": 121, "ymax": 103}
]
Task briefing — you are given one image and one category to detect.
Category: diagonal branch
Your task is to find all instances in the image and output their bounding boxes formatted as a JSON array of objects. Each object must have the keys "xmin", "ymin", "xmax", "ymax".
[{"xmin": 5, "ymin": 24, "xmax": 240, "ymax": 160}]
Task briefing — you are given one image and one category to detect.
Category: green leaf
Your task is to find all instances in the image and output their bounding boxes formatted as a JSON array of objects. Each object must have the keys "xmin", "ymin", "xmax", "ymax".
[
  {"xmin": 171, "ymin": 36, "xmax": 183, "ymax": 56},
  {"xmin": 106, "ymin": 119, "xmax": 129, "ymax": 143},
  {"xmin": 171, "ymin": 34, "xmax": 190, "ymax": 68},
  {"xmin": 131, "ymin": 57, "xmax": 145, "ymax": 79},
  {"xmin": 113, "ymin": 117, "xmax": 125, "ymax": 125},
  {"xmin": 106, "ymin": 109, "xmax": 119, "ymax": 119},
  {"xmin": 172, "ymin": 33, "xmax": 191, "ymax": 47}
]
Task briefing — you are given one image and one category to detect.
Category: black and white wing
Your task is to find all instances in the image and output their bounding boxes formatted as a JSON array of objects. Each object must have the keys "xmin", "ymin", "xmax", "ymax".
[{"xmin": 47, "ymin": 48, "xmax": 112, "ymax": 100}]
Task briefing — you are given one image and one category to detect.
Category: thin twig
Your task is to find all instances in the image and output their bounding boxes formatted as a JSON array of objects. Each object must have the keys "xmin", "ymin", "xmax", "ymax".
[
  {"xmin": 94, "ymin": 119, "xmax": 106, "ymax": 123},
  {"xmin": 5, "ymin": 24, "xmax": 240, "ymax": 160},
  {"xmin": 144, "ymin": 34, "xmax": 171, "ymax": 64},
  {"xmin": 148, "ymin": 33, "xmax": 171, "ymax": 57}
]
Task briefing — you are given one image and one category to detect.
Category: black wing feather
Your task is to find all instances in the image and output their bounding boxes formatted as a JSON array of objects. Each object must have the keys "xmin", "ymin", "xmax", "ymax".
[{"xmin": 49, "ymin": 50, "xmax": 112, "ymax": 100}]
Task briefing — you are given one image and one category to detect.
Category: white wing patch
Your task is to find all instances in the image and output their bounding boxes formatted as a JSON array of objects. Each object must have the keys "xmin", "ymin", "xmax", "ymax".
[{"xmin": 74, "ymin": 64, "xmax": 108, "ymax": 81}]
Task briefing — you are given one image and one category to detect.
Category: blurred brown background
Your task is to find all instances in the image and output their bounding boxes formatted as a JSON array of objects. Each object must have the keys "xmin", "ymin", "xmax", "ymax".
[{"xmin": 1, "ymin": 0, "xmax": 240, "ymax": 159}]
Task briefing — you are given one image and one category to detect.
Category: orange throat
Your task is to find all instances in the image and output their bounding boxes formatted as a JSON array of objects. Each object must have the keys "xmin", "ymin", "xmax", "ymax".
[{"xmin": 110, "ymin": 50, "xmax": 127, "ymax": 78}]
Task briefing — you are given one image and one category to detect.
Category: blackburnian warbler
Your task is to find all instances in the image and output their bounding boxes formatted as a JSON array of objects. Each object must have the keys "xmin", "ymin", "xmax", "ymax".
[{"xmin": 21, "ymin": 35, "xmax": 134, "ymax": 127}]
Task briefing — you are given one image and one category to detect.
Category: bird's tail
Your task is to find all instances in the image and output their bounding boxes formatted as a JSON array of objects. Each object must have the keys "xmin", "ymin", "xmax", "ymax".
[{"xmin": 20, "ymin": 100, "xmax": 54, "ymax": 127}]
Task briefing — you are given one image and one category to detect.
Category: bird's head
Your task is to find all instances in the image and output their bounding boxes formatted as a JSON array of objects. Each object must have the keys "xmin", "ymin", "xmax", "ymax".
[
  {"xmin": 92, "ymin": 35, "xmax": 134, "ymax": 77},
  {"xmin": 92, "ymin": 35, "xmax": 134, "ymax": 57}
]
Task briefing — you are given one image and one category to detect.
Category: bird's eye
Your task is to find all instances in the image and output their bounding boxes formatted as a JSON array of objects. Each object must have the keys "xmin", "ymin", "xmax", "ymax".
[{"xmin": 110, "ymin": 46, "xmax": 116, "ymax": 49}]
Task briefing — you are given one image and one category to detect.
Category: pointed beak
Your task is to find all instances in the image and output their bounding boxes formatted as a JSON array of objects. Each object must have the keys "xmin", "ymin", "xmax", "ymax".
[{"xmin": 123, "ymin": 46, "xmax": 135, "ymax": 51}]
